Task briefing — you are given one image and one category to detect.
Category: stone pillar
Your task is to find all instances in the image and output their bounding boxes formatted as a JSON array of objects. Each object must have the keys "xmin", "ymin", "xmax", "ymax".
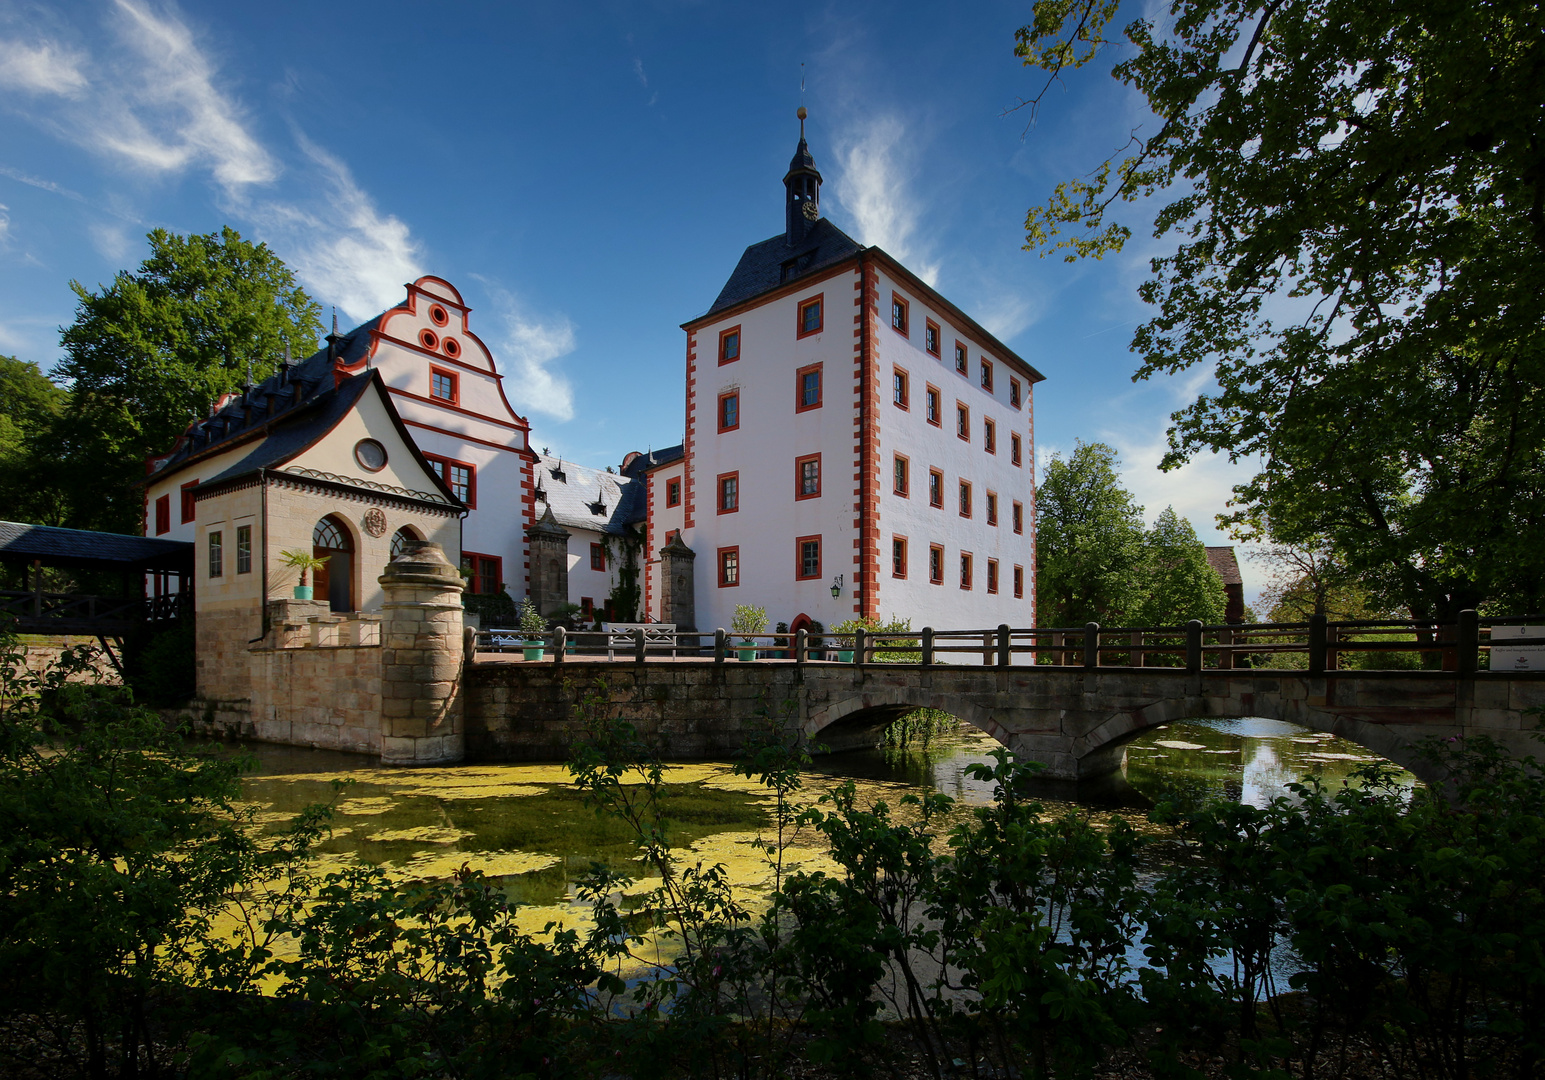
[
  {"xmin": 525, "ymin": 505, "xmax": 571, "ymax": 618},
  {"xmin": 379, "ymin": 541, "xmax": 466, "ymax": 766},
  {"xmin": 659, "ymin": 530, "xmax": 696, "ymax": 631}
]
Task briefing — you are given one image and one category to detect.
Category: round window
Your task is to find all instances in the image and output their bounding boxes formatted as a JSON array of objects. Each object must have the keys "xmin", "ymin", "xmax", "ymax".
[
  {"xmin": 442, "ymin": 336, "xmax": 461, "ymax": 359},
  {"xmin": 419, "ymin": 328, "xmax": 439, "ymax": 351},
  {"xmin": 429, "ymin": 304, "xmax": 449, "ymax": 327},
  {"xmin": 354, "ymin": 439, "xmax": 388, "ymax": 472}
]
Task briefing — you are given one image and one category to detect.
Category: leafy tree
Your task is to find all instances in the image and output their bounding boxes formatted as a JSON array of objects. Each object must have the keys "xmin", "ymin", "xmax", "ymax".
[
  {"xmin": 0, "ymin": 356, "xmax": 69, "ymax": 526},
  {"xmin": 1017, "ymin": 0, "xmax": 1545, "ymax": 620},
  {"xmin": 1035, "ymin": 441, "xmax": 1147, "ymax": 625},
  {"xmin": 1251, "ymin": 541, "xmax": 1391, "ymax": 622},
  {"xmin": 52, "ymin": 227, "xmax": 321, "ymax": 533},
  {"xmin": 1134, "ymin": 506, "xmax": 1226, "ymax": 626}
]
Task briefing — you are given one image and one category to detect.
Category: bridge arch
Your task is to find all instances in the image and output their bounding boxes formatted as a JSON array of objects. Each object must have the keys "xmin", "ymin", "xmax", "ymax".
[{"xmin": 805, "ymin": 686, "xmax": 1014, "ymax": 751}]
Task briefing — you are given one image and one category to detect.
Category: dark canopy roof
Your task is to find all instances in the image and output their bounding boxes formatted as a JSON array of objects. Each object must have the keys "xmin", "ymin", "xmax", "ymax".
[
  {"xmin": 0, "ymin": 520, "xmax": 193, "ymax": 573},
  {"xmin": 705, "ymin": 218, "xmax": 862, "ymax": 317}
]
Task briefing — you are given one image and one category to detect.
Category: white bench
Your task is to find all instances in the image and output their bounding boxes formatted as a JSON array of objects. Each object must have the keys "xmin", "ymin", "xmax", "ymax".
[{"xmin": 601, "ymin": 623, "xmax": 677, "ymax": 659}]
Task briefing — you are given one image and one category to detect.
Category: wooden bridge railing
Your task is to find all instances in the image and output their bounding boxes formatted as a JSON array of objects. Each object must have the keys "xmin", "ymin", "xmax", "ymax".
[
  {"xmin": 1, "ymin": 589, "xmax": 189, "ymax": 635},
  {"xmin": 472, "ymin": 611, "xmax": 1544, "ymax": 673}
]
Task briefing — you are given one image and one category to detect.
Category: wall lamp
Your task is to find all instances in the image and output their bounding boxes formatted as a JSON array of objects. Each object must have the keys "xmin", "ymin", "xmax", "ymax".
[{"xmin": 830, "ymin": 574, "xmax": 844, "ymax": 598}]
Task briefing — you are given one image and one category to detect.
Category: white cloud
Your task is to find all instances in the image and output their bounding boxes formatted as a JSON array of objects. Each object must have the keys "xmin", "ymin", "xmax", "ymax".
[
  {"xmin": 632, "ymin": 57, "xmax": 648, "ymax": 87},
  {"xmin": 249, "ymin": 135, "xmax": 423, "ymax": 323},
  {"xmin": 831, "ymin": 115, "xmax": 941, "ymax": 286},
  {"xmin": 972, "ymin": 290, "xmax": 1044, "ymax": 343},
  {"xmin": 87, "ymin": 220, "xmax": 134, "ymax": 263},
  {"xmin": 472, "ymin": 279, "xmax": 577, "ymax": 423},
  {"xmin": 0, "ymin": 163, "xmax": 84, "ymax": 200},
  {"xmin": 0, "ymin": 203, "xmax": 9, "ymax": 245},
  {"xmin": 0, "ymin": 38, "xmax": 88, "ymax": 96}
]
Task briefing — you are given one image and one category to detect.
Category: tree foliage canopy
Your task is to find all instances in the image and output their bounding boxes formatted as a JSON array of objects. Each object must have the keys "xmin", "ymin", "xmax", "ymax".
[
  {"xmin": 1018, "ymin": 0, "xmax": 1545, "ymax": 619},
  {"xmin": 52, "ymin": 227, "xmax": 321, "ymax": 532},
  {"xmin": 0, "ymin": 356, "xmax": 69, "ymax": 526},
  {"xmin": 1036, "ymin": 441, "xmax": 1225, "ymax": 626}
]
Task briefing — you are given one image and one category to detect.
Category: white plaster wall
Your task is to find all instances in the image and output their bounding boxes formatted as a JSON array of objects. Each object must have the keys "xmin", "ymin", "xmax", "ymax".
[
  {"xmin": 684, "ymin": 267, "xmax": 862, "ymax": 635},
  {"xmin": 645, "ymin": 463, "xmax": 685, "ymax": 621},
  {"xmin": 872, "ymin": 267, "xmax": 1037, "ymax": 633},
  {"xmin": 563, "ymin": 524, "xmax": 621, "ymax": 614},
  {"xmin": 289, "ymin": 386, "xmax": 452, "ymax": 499},
  {"xmin": 145, "ymin": 439, "xmax": 264, "ymax": 549}
]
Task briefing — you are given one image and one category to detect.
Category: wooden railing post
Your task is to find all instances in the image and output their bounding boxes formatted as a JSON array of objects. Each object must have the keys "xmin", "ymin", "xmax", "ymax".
[
  {"xmin": 1186, "ymin": 620, "xmax": 1203, "ymax": 673},
  {"xmin": 1084, "ymin": 623, "xmax": 1100, "ymax": 670},
  {"xmin": 553, "ymin": 626, "xmax": 566, "ymax": 665},
  {"xmin": 1218, "ymin": 626, "xmax": 1234, "ymax": 671},
  {"xmin": 997, "ymin": 624, "xmax": 1011, "ymax": 668},
  {"xmin": 1308, "ymin": 614, "xmax": 1327, "ymax": 677},
  {"xmin": 1130, "ymin": 630, "xmax": 1144, "ymax": 668},
  {"xmin": 632, "ymin": 627, "xmax": 645, "ymax": 663},
  {"xmin": 922, "ymin": 627, "xmax": 934, "ymax": 666},
  {"xmin": 796, "ymin": 628, "xmax": 808, "ymax": 666},
  {"xmin": 854, "ymin": 628, "xmax": 867, "ymax": 666},
  {"xmin": 714, "ymin": 628, "xmax": 726, "ymax": 664},
  {"xmin": 1052, "ymin": 631, "xmax": 1065, "ymax": 666},
  {"xmin": 1458, "ymin": 609, "xmax": 1478, "ymax": 677}
]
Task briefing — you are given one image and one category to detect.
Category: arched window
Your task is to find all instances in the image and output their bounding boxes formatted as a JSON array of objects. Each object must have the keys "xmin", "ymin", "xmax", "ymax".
[
  {"xmin": 312, "ymin": 515, "xmax": 354, "ymax": 612},
  {"xmin": 390, "ymin": 526, "xmax": 421, "ymax": 559}
]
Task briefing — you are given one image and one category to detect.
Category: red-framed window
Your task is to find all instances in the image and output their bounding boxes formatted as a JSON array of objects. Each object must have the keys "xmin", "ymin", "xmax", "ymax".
[
  {"xmin": 959, "ymin": 480, "xmax": 972, "ymax": 518},
  {"xmin": 590, "ymin": 543, "xmax": 607, "ymax": 571},
  {"xmin": 980, "ymin": 359, "xmax": 994, "ymax": 392},
  {"xmin": 960, "ymin": 552, "xmax": 973, "ymax": 590},
  {"xmin": 207, "ymin": 530, "xmax": 222, "ymax": 578},
  {"xmin": 154, "ymin": 494, "xmax": 171, "ymax": 536},
  {"xmin": 796, "ymin": 534, "xmax": 822, "ymax": 580},
  {"xmin": 719, "ymin": 325, "xmax": 741, "ymax": 365},
  {"xmin": 718, "ymin": 546, "xmax": 740, "ymax": 587},
  {"xmin": 956, "ymin": 402, "xmax": 970, "ymax": 441},
  {"xmin": 666, "ymin": 478, "xmax": 681, "ymax": 507},
  {"xmin": 424, "ymin": 454, "xmax": 476, "ymax": 507},
  {"xmin": 928, "ymin": 468, "xmax": 943, "ymax": 508},
  {"xmin": 718, "ymin": 390, "xmax": 740, "ymax": 433},
  {"xmin": 893, "ymin": 453, "xmax": 909, "ymax": 497},
  {"xmin": 430, "ymin": 366, "xmax": 459, "ymax": 405},
  {"xmin": 924, "ymin": 319, "xmax": 941, "ymax": 357},
  {"xmin": 796, "ymin": 362, "xmax": 823, "ymax": 412},
  {"xmin": 984, "ymin": 417, "xmax": 996, "ymax": 454},
  {"xmin": 987, "ymin": 559, "xmax": 999, "ymax": 594},
  {"xmin": 954, "ymin": 340, "xmax": 968, "ymax": 375},
  {"xmin": 925, "ymin": 384, "xmax": 941, "ymax": 426},
  {"xmin": 891, "ymin": 293, "xmax": 909, "ymax": 336},
  {"xmin": 892, "ymin": 535, "xmax": 908, "ymax": 579},
  {"xmin": 717, "ymin": 471, "xmax": 739, "ymax": 514},
  {"xmin": 797, "ymin": 294, "xmax": 824, "ymax": 338},
  {"xmin": 795, "ymin": 453, "xmax": 822, "ymax": 500},
  {"xmin": 460, "ymin": 552, "xmax": 502, "ymax": 595},
  {"xmin": 581, "ymin": 596, "xmax": 594, "ymax": 618},
  {"xmin": 1013, "ymin": 565, "xmax": 1024, "ymax": 599},
  {"xmin": 1011, "ymin": 432, "xmax": 1023, "ymax": 466},
  {"xmin": 236, "ymin": 524, "xmax": 252, "ymax": 574},
  {"xmin": 929, "ymin": 544, "xmax": 944, "ymax": 585},
  {"xmin": 1010, "ymin": 377, "xmax": 1022, "ymax": 409},
  {"xmin": 986, "ymin": 491, "xmax": 998, "ymax": 526},
  {"xmin": 1013, "ymin": 500, "xmax": 1024, "ymax": 535},
  {"xmin": 180, "ymin": 480, "xmax": 199, "ymax": 524},
  {"xmin": 893, "ymin": 366, "xmax": 909, "ymax": 409}
]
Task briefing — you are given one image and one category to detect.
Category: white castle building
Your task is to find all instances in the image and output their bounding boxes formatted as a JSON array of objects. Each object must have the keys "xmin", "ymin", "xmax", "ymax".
[{"xmin": 141, "ymin": 114, "xmax": 1042, "ymax": 699}]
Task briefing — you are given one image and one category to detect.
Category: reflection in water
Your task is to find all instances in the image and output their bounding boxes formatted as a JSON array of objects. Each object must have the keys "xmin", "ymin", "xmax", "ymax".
[{"xmin": 225, "ymin": 716, "xmax": 1414, "ymax": 936}]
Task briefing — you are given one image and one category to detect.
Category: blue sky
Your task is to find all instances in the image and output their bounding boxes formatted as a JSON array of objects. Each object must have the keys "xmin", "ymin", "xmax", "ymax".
[{"xmin": 0, "ymin": 0, "xmax": 1265, "ymax": 602}]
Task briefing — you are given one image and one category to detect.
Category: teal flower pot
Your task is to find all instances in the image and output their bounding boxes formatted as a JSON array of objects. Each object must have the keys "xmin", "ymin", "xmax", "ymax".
[
  {"xmin": 523, "ymin": 641, "xmax": 545, "ymax": 661},
  {"xmin": 293, "ymin": 585, "xmax": 313, "ymax": 600},
  {"xmin": 738, "ymin": 647, "xmax": 757, "ymax": 662},
  {"xmin": 837, "ymin": 650, "xmax": 854, "ymax": 663}
]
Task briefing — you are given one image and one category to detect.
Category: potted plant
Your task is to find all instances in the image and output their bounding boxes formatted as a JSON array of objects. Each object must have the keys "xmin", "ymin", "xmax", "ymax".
[
  {"xmin": 832, "ymin": 617, "xmax": 870, "ymax": 663},
  {"xmin": 517, "ymin": 599, "xmax": 548, "ymax": 661},
  {"xmin": 731, "ymin": 604, "xmax": 767, "ymax": 662},
  {"xmin": 280, "ymin": 548, "xmax": 329, "ymax": 601}
]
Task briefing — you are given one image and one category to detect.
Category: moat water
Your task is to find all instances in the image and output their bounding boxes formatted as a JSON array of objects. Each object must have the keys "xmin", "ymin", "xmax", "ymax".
[{"xmin": 232, "ymin": 718, "xmax": 1415, "ymax": 935}]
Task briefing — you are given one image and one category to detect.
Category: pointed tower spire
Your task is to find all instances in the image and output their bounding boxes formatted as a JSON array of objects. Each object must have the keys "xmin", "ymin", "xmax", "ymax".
[{"xmin": 785, "ymin": 106, "xmax": 823, "ymax": 246}]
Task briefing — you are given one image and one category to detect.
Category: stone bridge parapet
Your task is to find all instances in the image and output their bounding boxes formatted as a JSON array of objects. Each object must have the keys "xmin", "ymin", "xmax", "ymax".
[{"xmin": 464, "ymin": 659, "xmax": 1545, "ymax": 782}]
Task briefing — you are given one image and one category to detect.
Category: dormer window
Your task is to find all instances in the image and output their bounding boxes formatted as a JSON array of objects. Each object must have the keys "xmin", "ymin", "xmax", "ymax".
[{"xmin": 549, "ymin": 465, "xmax": 567, "ymax": 483}]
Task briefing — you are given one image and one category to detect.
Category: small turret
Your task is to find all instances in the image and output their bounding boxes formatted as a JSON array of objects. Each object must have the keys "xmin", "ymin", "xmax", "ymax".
[{"xmin": 784, "ymin": 106, "xmax": 823, "ymax": 246}]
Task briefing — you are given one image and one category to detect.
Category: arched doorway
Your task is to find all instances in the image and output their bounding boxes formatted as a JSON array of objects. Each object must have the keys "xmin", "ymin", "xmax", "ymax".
[
  {"xmin": 390, "ymin": 525, "xmax": 422, "ymax": 560},
  {"xmin": 312, "ymin": 515, "xmax": 354, "ymax": 613}
]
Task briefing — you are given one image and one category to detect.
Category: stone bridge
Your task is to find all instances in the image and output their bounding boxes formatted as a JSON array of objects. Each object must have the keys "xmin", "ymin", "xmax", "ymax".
[{"xmin": 463, "ymin": 657, "xmax": 1545, "ymax": 783}]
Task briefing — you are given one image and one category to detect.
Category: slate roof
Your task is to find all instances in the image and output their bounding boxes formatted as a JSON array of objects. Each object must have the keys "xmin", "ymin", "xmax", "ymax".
[
  {"xmin": 705, "ymin": 217, "xmax": 862, "ymax": 317},
  {"xmin": 0, "ymin": 520, "xmax": 193, "ymax": 571},
  {"xmin": 620, "ymin": 444, "xmax": 684, "ymax": 483},
  {"xmin": 146, "ymin": 313, "xmax": 388, "ymax": 480},
  {"xmin": 533, "ymin": 454, "xmax": 641, "ymax": 535},
  {"xmin": 1205, "ymin": 546, "xmax": 1244, "ymax": 586}
]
